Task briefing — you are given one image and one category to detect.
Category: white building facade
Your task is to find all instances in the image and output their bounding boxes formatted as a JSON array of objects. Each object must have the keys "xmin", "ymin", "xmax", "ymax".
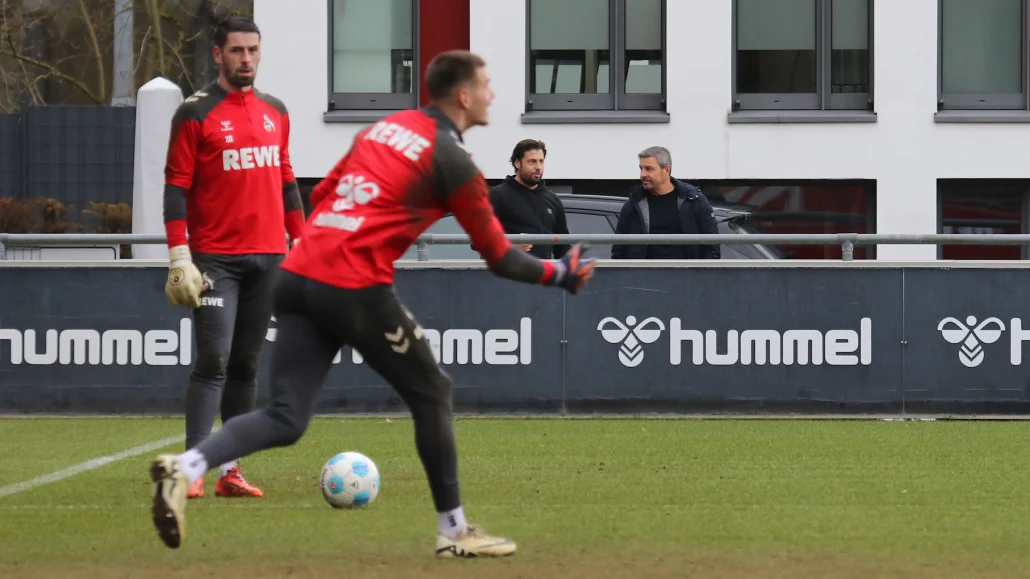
[{"xmin": 254, "ymin": 0, "xmax": 1030, "ymax": 261}]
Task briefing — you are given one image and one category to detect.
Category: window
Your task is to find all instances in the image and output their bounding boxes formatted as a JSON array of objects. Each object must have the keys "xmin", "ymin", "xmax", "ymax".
[
  {"xmin": 939, "ymin": 0, "xmax": 1027, "ymax": 110},
  {"xmin": 701, "ymin": 181, "xmax": 875, "ymax": 259},
  {"xmin": 565, "ymin": 211, "xmax": 616, "ymax": 258},
  {"xmin": 733, "ymin": 0, "xmax": 872, "ymax": 111},
  {"xmin": 938, "ymin": 180, "xmax": 1028, "ymax": 259},
  {"xmin": 526, "ymin": 0, "xmax": 665, "ymax": 112},
  {"xmin": 328, "ymin": 0, "xmax": 417, "ymax": 111}
]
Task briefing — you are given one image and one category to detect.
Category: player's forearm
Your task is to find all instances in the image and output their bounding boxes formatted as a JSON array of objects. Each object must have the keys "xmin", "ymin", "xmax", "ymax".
[
  {"xmin": 282, "ymin": 181, "xmax": 305, "ymax": 239},
  {"xmin": 163, "ymin": 185, "xmax": 189, "ymax": 248},
  {"xmin": 488, "ymin": 246, "xmax": 559, "ymax": 285}
]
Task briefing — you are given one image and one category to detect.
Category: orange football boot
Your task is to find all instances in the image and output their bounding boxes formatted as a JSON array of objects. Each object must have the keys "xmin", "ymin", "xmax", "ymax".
[
  {"xmin": 215, "ymin": 466, "xmax": 264, "ymax": 498},
  {"xmin": 187, "ymin": 476, "xmax": 204, "ymax": 499}
]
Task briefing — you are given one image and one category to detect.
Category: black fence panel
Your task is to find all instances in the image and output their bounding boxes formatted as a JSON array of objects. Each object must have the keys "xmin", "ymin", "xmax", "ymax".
[
  {"xmin": 0, "ymin": 106, "xmax": 136, "ymax": 206},
  {"xmin": 0, "ymin": 114, "xmax": 22, "ymax": 200},
  {"xmin": 1, "ymin": 264, "xmax": 1029, "ymax": 415}
]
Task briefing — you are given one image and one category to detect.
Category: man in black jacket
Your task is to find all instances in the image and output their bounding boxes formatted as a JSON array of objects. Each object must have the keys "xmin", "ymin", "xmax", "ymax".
[
  {"xmin": 612, "ymin": 146, "xmax": 720, "ymax": 260},
  {"xmin": 487, "ymin": 139, "xmax": 570, "ymax": 259}
]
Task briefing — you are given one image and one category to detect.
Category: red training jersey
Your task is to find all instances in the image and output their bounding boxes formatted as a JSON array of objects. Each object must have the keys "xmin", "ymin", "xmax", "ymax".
[
  {"xmin": 162, "ymin": 81, "xmax": 305, "ymax": 255},
  {"xmin": 282, "ymin": 106, "xmax": 520, "ymax": 289}
]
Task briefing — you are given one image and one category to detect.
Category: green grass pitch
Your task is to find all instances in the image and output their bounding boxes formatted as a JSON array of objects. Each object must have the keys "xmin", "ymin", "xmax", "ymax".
[{"xmin": 0, "ymin": 416, "xmax": 1028, "ymax": 578}]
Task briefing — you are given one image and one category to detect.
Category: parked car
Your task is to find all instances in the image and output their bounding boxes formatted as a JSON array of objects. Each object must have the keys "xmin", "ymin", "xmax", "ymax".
[{"xmin": 398, "ymin": 193, "xmax": 784, "ymax": 261}]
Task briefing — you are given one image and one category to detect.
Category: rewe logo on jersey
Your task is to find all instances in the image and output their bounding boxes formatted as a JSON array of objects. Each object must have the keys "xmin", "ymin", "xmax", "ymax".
[
  {"xmin": 598, "ymin": 316, "xmax": 665, "ymax": 367},
  {"xmin": 938, "ymin": 316, "xmax": 1005, "ymax": 367},
  {"xmin": 222, "ymin": 146, "xmax": 280, "ymax": 171},
  {"xmin": 364, "ymin": 120, "xmax": 431, "ymax": 162}
]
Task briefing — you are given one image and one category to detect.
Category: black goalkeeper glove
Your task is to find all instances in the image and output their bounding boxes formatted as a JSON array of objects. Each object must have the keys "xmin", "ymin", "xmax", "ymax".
[{"xmin": 548, "ymin": 244, "xmax": 596, "ymax": 295}]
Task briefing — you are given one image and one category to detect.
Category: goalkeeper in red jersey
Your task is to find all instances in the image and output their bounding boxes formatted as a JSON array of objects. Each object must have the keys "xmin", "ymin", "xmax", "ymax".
[
  {"xmin": 149, "ymin": 50, "xmax": 596, "ymax": 558},
  {"xmin": 161, "ymin": 16, "xmax": 305, "ymax": 500}
]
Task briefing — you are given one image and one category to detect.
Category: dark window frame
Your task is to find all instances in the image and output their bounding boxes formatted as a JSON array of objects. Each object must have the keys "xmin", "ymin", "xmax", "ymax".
[
  {"xmin": 326, "ymin": 0, "xmax": 420, "ymax": 112},
  {"xmin": 525, "ymin": 0, "xmax": 667, "ymax": 112},
  {"xmin": 937, "ymin": 0, "xmax": 1028, "ymax": 111},
  {"xmin": 936, "ymin": 179, "xmax": 1030, "ymax": 260},
  {"xmin": 696, "ymin": 178, "xmax": 877, "ymax": 260},
  {"xmin": 731, "ymin": 0, "xmax": 874, "ymax": 112}
]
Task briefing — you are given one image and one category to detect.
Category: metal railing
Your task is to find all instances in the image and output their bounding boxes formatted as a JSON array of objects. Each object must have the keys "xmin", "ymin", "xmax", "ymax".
[{"xmin": 1, "ymin": 232, "xmax": 1030, "ymax": 261}]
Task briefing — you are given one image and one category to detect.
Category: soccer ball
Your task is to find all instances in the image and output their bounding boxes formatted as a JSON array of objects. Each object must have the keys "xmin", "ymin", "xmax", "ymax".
[{"xmin": 319, "ymin": 451, "xmax": 380, "ymax": 509}]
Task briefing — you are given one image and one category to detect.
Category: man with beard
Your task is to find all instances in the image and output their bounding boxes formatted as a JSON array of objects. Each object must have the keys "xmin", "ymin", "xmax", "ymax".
[
  {"xmin": 486, "ymin": 139, "xmax": 570, "ymax": 259},
  {"xmin": 161, "ymin": 16, "xmax": 305, "ymax": 500},
  {"xmin": 612, "ymin": 146, "xmax": 719, "ymax": 260}
]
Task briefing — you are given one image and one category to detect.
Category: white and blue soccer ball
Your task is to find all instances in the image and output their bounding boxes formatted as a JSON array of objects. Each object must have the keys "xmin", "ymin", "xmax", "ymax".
[{"xmin": 319, "ymin": 451, "xmax": 380, "ymax": 509}]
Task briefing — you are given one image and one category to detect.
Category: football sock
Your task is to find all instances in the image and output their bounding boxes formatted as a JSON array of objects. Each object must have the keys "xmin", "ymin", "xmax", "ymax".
[
  {"xmin": 178, "ymin": 449, "xmax": 208, "ymax": 485},
  {"xmin": 438, "ymin": 506, "xmax": 468, "ymax": 538},
  {"xmin": 219, "ymin": 460, "xmax": 238, "ymax": 477}
]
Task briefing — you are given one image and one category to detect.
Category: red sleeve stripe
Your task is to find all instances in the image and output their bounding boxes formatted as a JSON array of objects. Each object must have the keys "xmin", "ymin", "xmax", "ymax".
[
  {"xmin": 165, "ymin": 219, "xmax": 188, "ymax": 248},
  {"xmin": 539, "ymin": 261, "xmax": 557, "ymax": 284},
  {"xmin": 284, "ymin": 209, "xmax": 305, "ymax": 239}
]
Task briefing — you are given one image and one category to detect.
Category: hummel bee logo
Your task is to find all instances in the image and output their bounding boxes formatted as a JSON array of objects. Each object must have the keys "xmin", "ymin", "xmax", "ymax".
[
  {"xmin": 385, "ymin": 326, "xmax": 409, "ymax": 354},
  {"xmin": 939, "ymin": 316, "xmax": 1005, "ymax": 368},
  {"xmin": 598, "ymin": 316, "xmax": 665, "ymax": 367}
]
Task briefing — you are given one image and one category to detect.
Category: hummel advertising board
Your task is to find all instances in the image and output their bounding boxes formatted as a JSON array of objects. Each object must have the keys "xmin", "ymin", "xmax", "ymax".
[{"xmin": 1, "ymin": 264, "xmax": 1030, "ymax": 414}]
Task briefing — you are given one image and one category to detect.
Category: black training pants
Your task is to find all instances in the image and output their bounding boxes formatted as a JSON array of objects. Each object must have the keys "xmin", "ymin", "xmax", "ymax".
[
  {"xmin": 193, "ymin": 270, "xmax": 461, "ymax": 512},
  {"xmin": 185, "ymin": 252, "xmax": 284, "ymax": 451}
]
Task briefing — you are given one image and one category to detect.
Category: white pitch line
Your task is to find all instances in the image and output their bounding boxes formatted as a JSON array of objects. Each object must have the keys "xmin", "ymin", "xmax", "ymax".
[{"xmin": 0, "ymin": 433, "xmax": 185, "ymax": 499}]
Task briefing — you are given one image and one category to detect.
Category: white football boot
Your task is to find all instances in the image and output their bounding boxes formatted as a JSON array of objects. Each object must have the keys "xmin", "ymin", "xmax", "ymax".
[
  {"xmin": 149, "ymin": 454, "xmax": 188, "ymax": 548},
  {"xmin": 435, "ymin": 525, "xmax": 517, "ymax": 558}
]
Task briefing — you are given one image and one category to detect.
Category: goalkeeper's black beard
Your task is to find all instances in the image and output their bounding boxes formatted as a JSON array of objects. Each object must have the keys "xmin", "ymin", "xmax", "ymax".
[
  {"xmin": 223, "ymin": 66, "xmax": 255, "ymax": 90},
  {"xmin": 227, "ymin": 75, "xmax": 254, "ymax": 89}
]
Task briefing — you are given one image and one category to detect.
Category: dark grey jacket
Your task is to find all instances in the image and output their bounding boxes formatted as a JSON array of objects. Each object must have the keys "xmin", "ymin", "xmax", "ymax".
[{"xmin": 611, "ymin": 180, "xmax": 720, "ymax": 259}]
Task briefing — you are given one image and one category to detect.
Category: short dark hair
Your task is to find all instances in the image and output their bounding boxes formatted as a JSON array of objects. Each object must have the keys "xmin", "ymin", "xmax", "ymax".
[
  {"xmin": 213, "ymin": 16, "xmax": 261, "ymax": 48},
  {"xmin": 510, "ymin": 139, "xmax": 546, "ymax": 169},
  {"xmin": 425, "ymin": 50, "xmax": 486, "ymax": 101}
]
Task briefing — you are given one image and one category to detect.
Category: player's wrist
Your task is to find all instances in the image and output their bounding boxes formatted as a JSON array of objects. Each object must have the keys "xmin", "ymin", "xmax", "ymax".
[
  {"xmin": 543, "ymin": 261, "xmax": 567, "ymax": 287},
  {"xmin": 168, "ymin": 244, "xmax": 193, "ymax": 266}
]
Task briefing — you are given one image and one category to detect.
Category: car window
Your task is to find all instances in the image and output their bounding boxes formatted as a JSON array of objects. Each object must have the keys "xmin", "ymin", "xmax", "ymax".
[
  {"xmin": 397, "ymin": 207, "xmax": 783, "ymax": 261},
  {"xmin": 398, "ymin": 210, "xmax": 619, "ymax": 261},
  {"xmin": 721, "ymin": 245, "xmax": 752, "ymax": 259},
  {"xmin": 565, "ymin": 211, "xmax": 614, "ymax": 258},
  {"xmin": 728, "ymin": 220, "xmax": 784, "ymax": 259},
  {"xmin": 715, "ymin": 218, "xmax": 782, "ymax": 259},
  {"xmin": 397, "ymin": 215, "xmax": 479, "ymax": 260}
]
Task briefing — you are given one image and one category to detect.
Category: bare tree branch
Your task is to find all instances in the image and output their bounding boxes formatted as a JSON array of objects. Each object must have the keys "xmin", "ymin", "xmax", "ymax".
[
  {"xmin": 1, "ymin": 29, "xmax": 103, "ymax": 104},
  {"xmin": 0, "ymin": 0, "xmax": 254, "ymax": 108},
  {"xmin": 146, "ymin": 0, "xmax": 165, "ymax": 74},
  {"xmin": 17, "ymin": 57, "xmax": 44, "ymax": 105},
  {"xmin": 77, "ymin": 0, "xmax": 105, "ymax": 104},
  {"xmin": 134, "ymin": 27, "xmax": 151, "ymax": 75}
]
